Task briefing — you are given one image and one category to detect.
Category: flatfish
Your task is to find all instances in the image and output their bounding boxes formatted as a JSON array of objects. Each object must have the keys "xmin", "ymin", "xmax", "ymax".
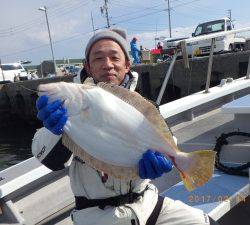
[{"xmin": 38, "ymin": 81, "xmax": 216, "ymax": 191}]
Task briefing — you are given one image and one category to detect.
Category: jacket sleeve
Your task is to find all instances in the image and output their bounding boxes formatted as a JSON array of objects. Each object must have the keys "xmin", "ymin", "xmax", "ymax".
[{"xmin": 32, "ymin": 127, "xmax": 72, "ymax": 171}]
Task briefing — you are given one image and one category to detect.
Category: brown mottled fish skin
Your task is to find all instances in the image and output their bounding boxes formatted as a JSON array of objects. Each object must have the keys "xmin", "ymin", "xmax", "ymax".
[{"xmin": 62, "ymin": 81, "xmax": 177, "ymax": 180}]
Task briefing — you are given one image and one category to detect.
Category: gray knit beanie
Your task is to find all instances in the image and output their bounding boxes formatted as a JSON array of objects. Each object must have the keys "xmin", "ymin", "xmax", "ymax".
[{"xmin": 85, "ymin": 28, "xmax": 130, "ymax": 63}]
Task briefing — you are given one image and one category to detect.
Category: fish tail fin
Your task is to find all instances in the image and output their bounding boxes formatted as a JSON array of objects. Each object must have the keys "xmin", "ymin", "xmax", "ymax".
[{"xmin": 177, "ymin": 150, "xmax": 216, "ymax": 191}]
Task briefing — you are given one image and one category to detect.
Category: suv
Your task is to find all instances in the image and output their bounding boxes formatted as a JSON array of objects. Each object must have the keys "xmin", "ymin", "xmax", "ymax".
[{"xmin": 0, "ymin": 63, "xmax": 28, "ymax": 83}]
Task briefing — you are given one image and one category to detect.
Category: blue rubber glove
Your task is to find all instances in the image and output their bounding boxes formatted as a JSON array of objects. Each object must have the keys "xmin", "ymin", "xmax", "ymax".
[
  {"xmin": 139, "ymin": 149, "xmax": 173, "ymax": 179},
  {"xmin": 36, "ymin": 95, "xmax": 68, "ymax": 135}
]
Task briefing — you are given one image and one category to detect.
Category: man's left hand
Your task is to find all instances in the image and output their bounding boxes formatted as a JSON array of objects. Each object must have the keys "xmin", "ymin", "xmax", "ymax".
[{"xmin": 139, "ymin": 149, "xmax": 173, "ymax": 179}]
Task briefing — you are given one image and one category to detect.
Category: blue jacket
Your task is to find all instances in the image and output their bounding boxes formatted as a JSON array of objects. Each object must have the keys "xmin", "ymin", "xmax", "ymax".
[
  {"xmin": 130, "ymin": 40, "xmax": 140, "ymax": 63},
  {"xmin": 130, "ymin": 40, "xmax": 140, "ymax": 53}
]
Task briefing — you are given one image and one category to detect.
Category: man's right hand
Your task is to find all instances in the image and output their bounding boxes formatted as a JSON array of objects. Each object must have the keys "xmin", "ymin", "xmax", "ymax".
[{"xmin": 36, "ymin": 95, "xmax": 68, "ymax": 135}]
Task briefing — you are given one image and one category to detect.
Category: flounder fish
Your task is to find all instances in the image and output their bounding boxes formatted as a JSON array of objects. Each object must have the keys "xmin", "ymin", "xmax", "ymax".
[{"xmin": 38, "ymin": 81, "xmax": 216, "ymax": 191}]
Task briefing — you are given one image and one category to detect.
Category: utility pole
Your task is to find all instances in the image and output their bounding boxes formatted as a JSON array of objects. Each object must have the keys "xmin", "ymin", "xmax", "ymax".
[
  {"xmin": 166, "ymin": 0, "xmax": 172, "ymax": 38},
  {"xmin": 40, "ymin": 61, "xmax": 44, "ymax": 78},
  {"xmin": 39, "ymin": 6, "xmax": 57, "ymax": 76},
  {"xmin": 91, "ymin": 12, "xmax": 96, "ymax": 34},
  {"xmin": 0, "ymin": 59, "xmax": 5, "ymax": 81},
  {"xmin": 227, "ymin": 9, "xmax": 232, "ymax": 20},
  {"xmin": 100, "ymin": 0, "xmax": 111, "ymax": 28}
]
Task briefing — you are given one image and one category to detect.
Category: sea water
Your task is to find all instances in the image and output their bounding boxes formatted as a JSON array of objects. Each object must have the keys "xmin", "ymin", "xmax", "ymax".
[{"xmin": 0, "ymin": 120, "xmax": 37, "ymax": 171}]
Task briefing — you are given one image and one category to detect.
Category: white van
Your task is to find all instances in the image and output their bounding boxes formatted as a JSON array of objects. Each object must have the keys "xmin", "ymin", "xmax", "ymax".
[{"xmin": 0, "ymin": 62, "xmax": 28, "ymax": 82}]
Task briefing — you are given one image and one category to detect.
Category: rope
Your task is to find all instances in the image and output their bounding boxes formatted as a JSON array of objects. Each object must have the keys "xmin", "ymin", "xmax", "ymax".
[
  {"xmin": 214, "ymin": 131, "xmax": 250, "ymax": 177},
  {"xmin": 19, "ymin": 84, "xmax": 40, "ymax": 93}
]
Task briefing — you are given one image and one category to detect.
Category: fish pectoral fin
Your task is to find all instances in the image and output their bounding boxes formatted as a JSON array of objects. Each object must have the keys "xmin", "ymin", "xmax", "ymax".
[{"xmin": 179, "ymin": 150, "xmax": 216, "ymax": 191}]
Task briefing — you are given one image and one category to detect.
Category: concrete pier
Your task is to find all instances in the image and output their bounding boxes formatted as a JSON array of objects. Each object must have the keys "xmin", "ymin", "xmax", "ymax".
[{"xmin": 133, "ymin": 50, "xmax": 250, "ymax": 103}]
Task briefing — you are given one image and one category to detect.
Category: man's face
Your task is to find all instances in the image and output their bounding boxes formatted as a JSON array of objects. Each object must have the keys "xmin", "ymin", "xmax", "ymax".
[{"xmin": 86, "ymin": 39, "xmax": 131, "ymax": 85}]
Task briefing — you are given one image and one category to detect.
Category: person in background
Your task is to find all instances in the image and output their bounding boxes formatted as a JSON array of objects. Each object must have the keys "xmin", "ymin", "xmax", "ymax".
[
  {"xmin": 157, "ymin": 41, "xmax": 163, "ymax": 57},
  {"xmin": 157, "ymin": 41, "xmax": 163, "ymax": 51},
  {"xmin": 32, "ymin": 28, "xmax": 218, "ymax": 225},
  {"xmin": 73, "ymin": 59, "xmax": 89, "ymax": 84},
  {"xmin": 130, "ymin": 37, "xmax": 141, "ymax": 64}
]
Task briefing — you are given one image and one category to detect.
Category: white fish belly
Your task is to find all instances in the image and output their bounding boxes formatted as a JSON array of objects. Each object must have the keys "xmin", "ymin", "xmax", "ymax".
[{"xmin": 64, "ymin": 88, "xmax": 173, "ymax": 167}]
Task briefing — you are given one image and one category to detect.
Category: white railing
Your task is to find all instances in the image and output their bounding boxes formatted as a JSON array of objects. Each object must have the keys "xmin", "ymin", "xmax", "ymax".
[{"xmin": 160, "ymin": 76, "xmax": 250, "ymax": 119}]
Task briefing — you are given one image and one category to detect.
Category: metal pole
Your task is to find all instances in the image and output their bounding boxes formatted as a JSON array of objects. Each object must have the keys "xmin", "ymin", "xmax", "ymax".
[
  {"xmin": 155, "ymin": 23, "xmax": 158, "ymax": 49},
  {"xmin": 0, "ymin": 59, "xmax": 5, "ymax": 81},
  {"xmin": 204, "ymin": 38, "xmax": 215, "ymax": 93},
  {"xmin": 227, "ymin": 9, "xmax": 232, "ymax": 20},
  {"xmin": 43, "ymin": 6, "xmax": 57, "ymax": 76},
  {"xmin": 91, "ymin": 12, "xmax": 96, "ymax": 34},
  {"xmin": 167, "ymin": 0, "xmax": 172, "ymax": 38},
  {"xmin": 104, "ymin": 0, "xmax": 110, "ymax": 28},
  {"xmin": 41, "ymin": 62, "xmax": 43, "ymax": 78},
  {"xmin": 245, "ymin": 55, "xmax": 250, "ymax": 79},
  {"xmin": 156, "ymin": 50, "xmax": 178, "ymax": 106}
]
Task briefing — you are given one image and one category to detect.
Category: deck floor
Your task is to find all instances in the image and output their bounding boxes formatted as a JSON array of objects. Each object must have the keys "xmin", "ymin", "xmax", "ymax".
[{"xmin": 170, "ymin": 108, "xmax": 250, "ymax": 225}]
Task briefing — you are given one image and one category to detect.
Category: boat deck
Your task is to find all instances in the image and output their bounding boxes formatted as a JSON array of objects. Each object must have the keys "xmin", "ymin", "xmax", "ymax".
[
  {"xmin": 167, "ymin": 108, "xmax": 250, "ymax": 225},
  {"xmin": 174, "ymin": 107, "xmax": 250, "ymax": 163}
]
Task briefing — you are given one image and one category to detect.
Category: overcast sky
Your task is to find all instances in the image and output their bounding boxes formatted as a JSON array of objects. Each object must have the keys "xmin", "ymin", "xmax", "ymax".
[{"xmin": 1, "ymin": 0, "xmax": 250, "ymax": 65}]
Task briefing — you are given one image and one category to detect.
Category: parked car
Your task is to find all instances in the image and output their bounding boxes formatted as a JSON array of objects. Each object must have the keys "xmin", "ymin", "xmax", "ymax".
[
  {"xmin": 162, "ymin": 18, "xmax": 246, "ymax": 58},
  {"xmin": 0, "ymin": 62, "xmax": 28, "ymax": 83},
  {"xmin": 188, "ymin": 17, "xmax": 246, "ymax": 55}
]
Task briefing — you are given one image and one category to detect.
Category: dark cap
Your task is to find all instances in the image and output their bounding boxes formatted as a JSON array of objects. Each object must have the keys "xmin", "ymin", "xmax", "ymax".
[{"xmin": 85, "ymin": 28, "xmax": 130, "ymax": 63}]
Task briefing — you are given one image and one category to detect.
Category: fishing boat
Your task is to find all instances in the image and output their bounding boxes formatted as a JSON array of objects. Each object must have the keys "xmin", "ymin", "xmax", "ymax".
[{"xmin": 0, "ymin": 31, "xmax": 249, "ymax": 225}]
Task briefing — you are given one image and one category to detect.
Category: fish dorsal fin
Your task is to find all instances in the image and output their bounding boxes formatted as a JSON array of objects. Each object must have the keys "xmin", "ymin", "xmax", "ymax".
[
  {"xmin": 97, "ymin": 82, "xmax": 177, "ymax": 148},
  {"xmin": 62, "ymin": 133, "xmax": 138, "ymax": 180}
]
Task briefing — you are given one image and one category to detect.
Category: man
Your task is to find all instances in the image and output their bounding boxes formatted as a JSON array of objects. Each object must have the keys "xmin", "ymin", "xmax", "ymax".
[
  {"xmin": 130, "ymin": 37, "xmax": 141, "ymax": 64},
  {"xmin": 32, "ymin": 29, "xmax": 217, "ymax": 225}
]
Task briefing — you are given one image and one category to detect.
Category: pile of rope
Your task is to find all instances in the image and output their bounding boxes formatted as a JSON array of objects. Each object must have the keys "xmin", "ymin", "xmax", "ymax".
[{"xmin": 214, "ymin": 131, "xmax": 250, "ymax": 177}]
